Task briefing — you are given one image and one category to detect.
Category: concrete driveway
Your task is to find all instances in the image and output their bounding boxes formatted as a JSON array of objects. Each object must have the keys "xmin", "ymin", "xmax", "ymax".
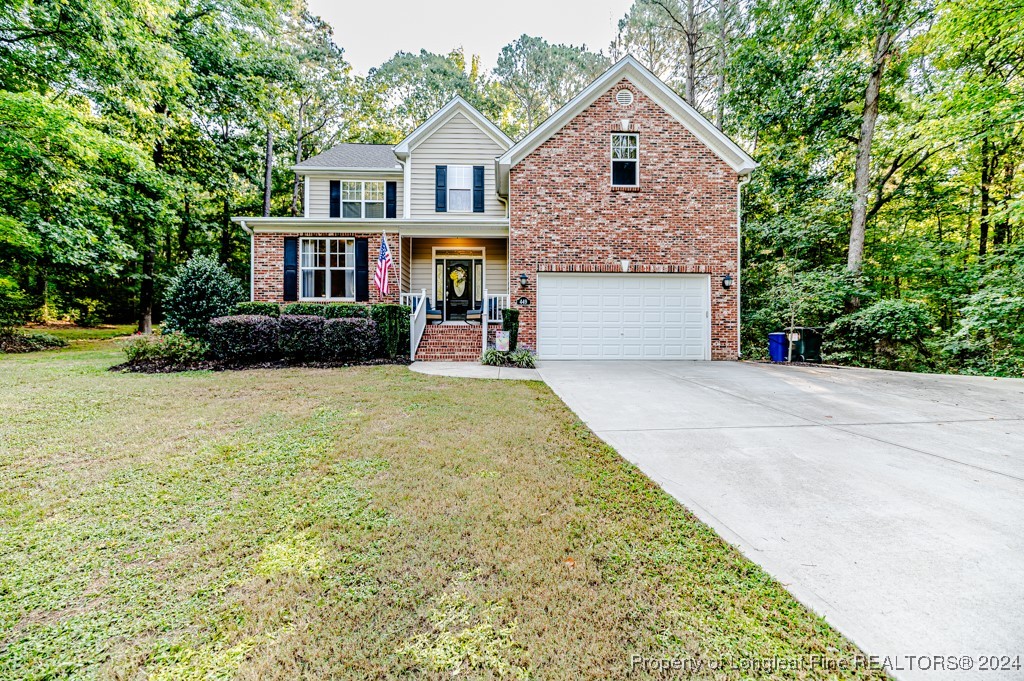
[{"xmin": 538, "ymin": 360, "xmax": 1024, "ymax": 679}]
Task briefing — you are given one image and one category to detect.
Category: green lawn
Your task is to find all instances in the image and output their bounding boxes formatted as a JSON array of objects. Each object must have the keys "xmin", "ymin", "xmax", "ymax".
[
  {"xmin": 0, "ymin": 341, "xmax": 883, "ymax": 679},
  {"xmin": 17, "ymin": 323, "xmax": 137, "ymax": 342}
]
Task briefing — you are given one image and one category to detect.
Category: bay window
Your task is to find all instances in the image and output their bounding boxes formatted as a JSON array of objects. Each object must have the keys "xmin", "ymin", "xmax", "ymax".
[{"xmin": 300, "ymin": 237, "xmax": 355, "ymax": 300}]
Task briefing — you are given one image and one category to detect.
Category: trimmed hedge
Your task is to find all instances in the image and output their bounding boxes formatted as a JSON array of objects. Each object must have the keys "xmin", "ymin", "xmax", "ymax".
[
  {"xmin": 209, "ymin": 315, "xmax": 280, "ymax": 361},
  {"xmin": 501, "ymin": 308, "xmax": 519, "ymax": 351},
  {"xmin": 324, "ymin": 318, "xmax": 379, "ymax": 361},
  {"xmin": 324, "ymin": 302, "xmax": 370, "ymax": 318},
  {"xmin": 278, "ymin": 314, "xmax": 325, "ymax": 360},
  {"xmin": 370, "ymin": 303, "xmax": 410, "ymax": 357},
  {"xmin": 235, "ymin": 301, "xmax": 280, "ymax": 317},
  {"xmin": 276, "ymin": 302, "xmax": 408, "ymax": 357}
]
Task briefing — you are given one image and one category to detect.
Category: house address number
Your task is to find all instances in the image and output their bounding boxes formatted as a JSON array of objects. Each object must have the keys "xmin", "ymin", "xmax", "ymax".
[{"xmin": 516, "ymin": 296, "xmax": 530, "ymax": 306}]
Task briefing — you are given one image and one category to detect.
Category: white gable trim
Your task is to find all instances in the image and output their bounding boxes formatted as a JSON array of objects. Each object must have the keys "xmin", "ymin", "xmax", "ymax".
[
  {"xmin": 497, "ymin": 56, "xmax": 757, "ymax": 193},
  {"xmin": 394, "ymin": 96, "xmax": 512, "ymax": 157}
]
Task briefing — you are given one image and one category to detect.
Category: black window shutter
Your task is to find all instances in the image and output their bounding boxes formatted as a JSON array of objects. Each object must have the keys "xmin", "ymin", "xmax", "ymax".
[
  {"xmin": 435, "ymin": 165, "xmax": 447, "ymax": 212},
  {"xmin": 385, "ymin": 181, "xmax": 397, "ymax": 218},
  {"xmin": 355, "ymin": 238, "xmax": 369, "ymax": 301},
  {"xmin": 329, "ymin": 180, "xmax": 340, "ymax": 218},
  {"xmin": 283, "ymin": 237, "xmax": 298, "ymax": 301},
  {"xmin": 472, "ymin": 166, "xmax": 484, "ymax": 212}
]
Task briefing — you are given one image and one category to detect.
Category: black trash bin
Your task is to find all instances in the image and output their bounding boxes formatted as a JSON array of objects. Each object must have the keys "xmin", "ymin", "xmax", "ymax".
[{"xmin": 783, "ymin": 327, "xmax": 823, "ymax": 362}]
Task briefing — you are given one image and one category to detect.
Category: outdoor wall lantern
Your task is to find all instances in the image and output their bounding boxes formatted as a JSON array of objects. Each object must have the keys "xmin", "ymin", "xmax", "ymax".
[
  {"xmin": 519, "ymin": 273, "xmax": 529, "ymax": 288},
  {"xmin": 722, "ymin": 274, "xmax": 734, "ymax": 289}
]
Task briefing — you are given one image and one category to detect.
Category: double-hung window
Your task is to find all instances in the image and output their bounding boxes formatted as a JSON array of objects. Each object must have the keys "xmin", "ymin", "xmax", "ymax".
[
  {"xmin": 300, "ymin": 237, "xmax": 355, "ymax": 300},
  {"xmin": 611, "ymin": 133, "xmax": 639, "ymax": 187},
  {"xmin": 341, "ymin": 181, "xmax": 385, "ymax": 218},
  {"xmin": 447, "ymin": 165, "xmax": 473, "ymax": 212}
]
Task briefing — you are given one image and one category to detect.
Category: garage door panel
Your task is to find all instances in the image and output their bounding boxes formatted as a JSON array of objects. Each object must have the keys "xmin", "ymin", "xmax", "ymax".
[{"xmin": 538, "ymin": 274, "xmax": 709, "ymax": 360}]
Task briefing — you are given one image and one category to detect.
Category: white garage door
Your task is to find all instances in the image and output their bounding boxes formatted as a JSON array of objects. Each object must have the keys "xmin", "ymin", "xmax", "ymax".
[{"xmin": 537, "ymin": 274, "xmax": 710, "ymax": 360}]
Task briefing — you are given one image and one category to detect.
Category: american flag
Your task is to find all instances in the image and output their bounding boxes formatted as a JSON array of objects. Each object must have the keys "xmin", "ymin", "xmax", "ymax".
[{"xmin": 374, "ymin": 233, "xmax": 393, "ymax": 295}]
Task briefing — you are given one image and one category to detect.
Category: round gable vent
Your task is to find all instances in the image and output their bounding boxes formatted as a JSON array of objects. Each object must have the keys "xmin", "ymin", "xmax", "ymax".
[{"xmin": 615, "ymin": 89, "xmax": 634, "ymax": 106}]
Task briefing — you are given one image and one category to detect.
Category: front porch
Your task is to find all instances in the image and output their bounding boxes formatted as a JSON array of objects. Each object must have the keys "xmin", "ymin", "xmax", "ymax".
[{"xmin": 399, "ymin": 236, "xmax": 509, "ymax": 361}]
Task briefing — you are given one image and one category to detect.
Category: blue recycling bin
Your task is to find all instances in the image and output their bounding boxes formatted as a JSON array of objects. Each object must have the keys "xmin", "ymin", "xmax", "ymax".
[{"xmin": 768, "ymin": 332, "xmax": 788, "ymax": 362}]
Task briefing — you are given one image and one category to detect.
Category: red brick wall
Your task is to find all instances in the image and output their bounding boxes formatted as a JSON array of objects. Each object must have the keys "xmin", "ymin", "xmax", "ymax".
[
  {"xmin": 508, "ymin": 78, "xmax": 740, "ymax": 360},
  {"xmin": 252, "ymin": 232, "xmax": 400, "ymax": 305}
]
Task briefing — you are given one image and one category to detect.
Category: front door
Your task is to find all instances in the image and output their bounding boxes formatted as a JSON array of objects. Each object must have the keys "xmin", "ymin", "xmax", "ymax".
[{"xmin": 444, "ymin": 260, "xmax": 472, "ymax": 321}]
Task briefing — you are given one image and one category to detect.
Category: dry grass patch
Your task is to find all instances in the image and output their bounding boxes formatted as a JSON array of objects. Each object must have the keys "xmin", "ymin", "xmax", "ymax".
[{"xmin": 0, "ymin": 341, "xmax": 884, "ymax": 679}]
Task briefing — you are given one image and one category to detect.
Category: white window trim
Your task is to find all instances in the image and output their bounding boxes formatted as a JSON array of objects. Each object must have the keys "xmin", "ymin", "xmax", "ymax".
[
  {"xmin": 610, "ymin": 133, "xmax": 639, "ymax": 187},
  {"xmin": 299, "ymin": 237, "xmax": 356, "ymax": 301},
  {"xmin": 446, "ymin": 165, "xmax": 473, "ymax": 213},
  {"xmin": 341, "ymin": 180, "xmax": 385, "ymax": 219}
]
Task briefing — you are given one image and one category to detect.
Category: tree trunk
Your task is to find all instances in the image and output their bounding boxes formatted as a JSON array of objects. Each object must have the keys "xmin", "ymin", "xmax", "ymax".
[
  {"xmin": 220, "ymin": 195, "xmax": 232, "ymax": 264},
  {"xmin": 994, "ymin": 156, "xmax": 1014, "ymax": 250},
  {"xmin": 138, "ymin": 234, "xmax": 154, "ymax": 334},
  {"xmin": 139, "ymin": 102, "xmax": 166, "ymax": 334},
  {"xmin": 684, "ymin": 0, "xmax": 697, "ymax": 106},
  {"xmin": 291, "ymin": 101, "xmax": 305, "ymax": 217},
  {"xmin": 263, "ymin": 125, "xmax": 274, "ymax": 217},
  {"xmin": 847, "ymin": 0, "xmax": 896, "ymax": 274},
  {"xmin": 714, "ymin": 0, "xmax": 728, "ymax": 129},
  {"xmin": 979, "ymin": 135, "xmax": 991, "ymax": 257},
  {"xmin": 179, "ymin": 197, "xmax": 192, "ymax": 258}
]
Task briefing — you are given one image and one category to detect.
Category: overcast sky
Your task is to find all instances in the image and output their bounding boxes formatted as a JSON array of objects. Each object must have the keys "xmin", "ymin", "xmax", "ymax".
[{"xmin": 306, "ymin": 0, "xmax": 636, "ymax": 75}]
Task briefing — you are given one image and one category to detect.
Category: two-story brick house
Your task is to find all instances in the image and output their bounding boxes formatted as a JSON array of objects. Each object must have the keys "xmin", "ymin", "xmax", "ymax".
[{"xmin": 234, "ymin": 56, "xmax": 756, "ymax": 361}]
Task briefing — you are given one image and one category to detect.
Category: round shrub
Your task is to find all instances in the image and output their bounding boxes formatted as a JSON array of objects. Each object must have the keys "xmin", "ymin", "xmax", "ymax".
[
  {"xmin": 162, "ymin": 255, "xmax": 245, "ymax": 340},
  {"xmin": 323, "ymin": 317, "xmax": 379, "ymax": 361},
  {"xmin": 235, "ymin": 301, "xmax": 280, "ymax": 317},
  {"xmin": 120, "ymin": 331, "xmax": 208, "ymax": 364},
  {"xmin": 278, "ymin": 314, "xmax": 325, "ymax": 360},
  {"xmin": 209, "ymin": 315, "xmax": 280, "ymax": 361}
]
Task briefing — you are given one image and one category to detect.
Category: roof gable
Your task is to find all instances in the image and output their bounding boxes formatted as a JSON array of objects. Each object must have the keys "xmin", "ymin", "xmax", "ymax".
[
  {"xmin": 497, "ymin": 56, "xmax": 756, "ymax": 192},
  {"xmin": 394, "ymin": 96, "xmax": 512, "ymax": 157}
]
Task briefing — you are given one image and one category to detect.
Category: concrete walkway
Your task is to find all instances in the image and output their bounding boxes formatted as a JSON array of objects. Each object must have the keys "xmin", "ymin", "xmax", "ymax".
[
  {"xmin": 538, "ymin": 360, "xmax": 1024, "ymax": 680},
  {"xmin": 409, "ymin": 361, "xmax": 541, "ymax": 381}
]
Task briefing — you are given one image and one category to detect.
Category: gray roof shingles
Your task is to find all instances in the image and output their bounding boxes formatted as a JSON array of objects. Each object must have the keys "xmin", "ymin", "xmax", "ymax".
[{"xmin": 294, "ymin": 143, "xmax": 400, "ymax": 170}]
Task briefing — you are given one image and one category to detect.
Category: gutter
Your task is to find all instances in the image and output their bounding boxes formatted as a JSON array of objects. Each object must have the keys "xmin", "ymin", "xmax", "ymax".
[{"xmin": 240, "ymin": 219, "xmax": 254, "ymax": 301}]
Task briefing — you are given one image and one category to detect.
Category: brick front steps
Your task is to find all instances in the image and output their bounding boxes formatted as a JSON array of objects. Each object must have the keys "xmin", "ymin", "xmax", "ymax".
[{"xmin": 414, "ymin": 324, "xmax": 483, "ymax": 362}]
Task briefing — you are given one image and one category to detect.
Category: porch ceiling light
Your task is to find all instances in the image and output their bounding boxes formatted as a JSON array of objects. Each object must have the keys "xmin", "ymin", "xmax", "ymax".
[
  {"xmin": 519, "ymin": 272, "xmax": 529, "ymax": 288},
  {"xmin": 722, "ymin": 274, "xmax": 734, "ymax": 289}
]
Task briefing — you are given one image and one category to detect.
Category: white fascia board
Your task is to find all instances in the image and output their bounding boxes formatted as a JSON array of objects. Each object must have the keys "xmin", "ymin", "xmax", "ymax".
[
  {"xmin": 231, "ymin": 216, "xmax": 508, "ymax": 233},
  {"xmin": 498, "ymin": 56, "xmax": 757, "ymax": 176},
  {"xmin": 394, "ymin": 96, "xmax": 512, "ymax": 156},
  {"xmin": 291, "ymin": 166, "xmax": 403, "ymax": 174}
]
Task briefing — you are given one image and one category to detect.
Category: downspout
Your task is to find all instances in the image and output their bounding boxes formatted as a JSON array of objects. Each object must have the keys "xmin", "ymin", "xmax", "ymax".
[
  {"xmin": 737, "ymin": 173, "xmax": 750, "ymax": 359},
  {"xmin": 240, "ymin": 219, "xmax": 254, "ymax": 301},
  {"xmin": 399, "ymin": 156, "xmax": 411, "ymax": 218}
]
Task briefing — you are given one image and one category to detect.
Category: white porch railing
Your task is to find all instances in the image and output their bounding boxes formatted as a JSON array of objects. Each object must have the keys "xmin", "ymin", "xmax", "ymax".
[
  {"xmin": 485, "ymin": 294, "xmax": 508, "ymax": 324},
  {"xmin": 401, "ymin": 291, "xmax": 424, "ymax": 310},
  {"xmin": 409, "ymin": 288, "xmax": 427, "ymax": 359}
]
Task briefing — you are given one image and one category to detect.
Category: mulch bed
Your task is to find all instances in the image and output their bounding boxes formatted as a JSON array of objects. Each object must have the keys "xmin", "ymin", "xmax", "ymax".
[{"xmin": 109, "ymin": 357, "xmax": 411, "ymax": 374}]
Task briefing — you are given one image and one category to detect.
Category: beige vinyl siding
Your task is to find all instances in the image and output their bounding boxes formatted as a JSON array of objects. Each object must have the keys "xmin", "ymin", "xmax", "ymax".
[
  {"xmin": 305, "ymin": 175, "xmax": 403, "ymax": 218},
  {"xmin": 408, "ymin": 238, "xmax": 508, "ymax": 297},
  {"xmin": 409, "ymin": 112, "xmax": 507, "ymax": 220},
  {"xmin": 400, "ymin": 237, "xmax": 411, "ymax": 291}
]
